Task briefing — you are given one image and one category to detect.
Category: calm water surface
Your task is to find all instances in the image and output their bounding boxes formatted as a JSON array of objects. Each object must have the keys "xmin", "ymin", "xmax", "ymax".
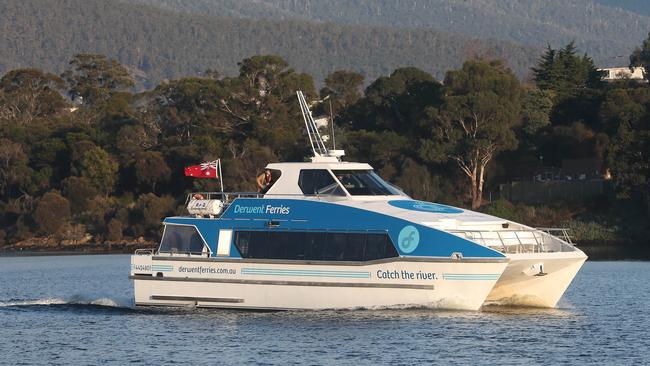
[{"xmin": 0, "ymin": 255, "xmax": 648, "ymax": 365}]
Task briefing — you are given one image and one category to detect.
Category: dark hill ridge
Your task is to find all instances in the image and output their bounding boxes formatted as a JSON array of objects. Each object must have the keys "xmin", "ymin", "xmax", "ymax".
[
  {"xmin": 128, "ymin": 0, "xmax": 650, "ymax": 66},
  {"xmin": 0, "ymin": 0, "xmax": 539, "ymax": 87}
]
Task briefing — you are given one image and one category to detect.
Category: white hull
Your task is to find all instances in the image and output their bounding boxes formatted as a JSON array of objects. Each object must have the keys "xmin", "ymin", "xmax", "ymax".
[
  {"xmin": 131, "ymin": 255, "xmax": 508, "ymax": 311},
  {"xmin": 486, "ymin": 250, "xmax": 587, "ymax": 307}
]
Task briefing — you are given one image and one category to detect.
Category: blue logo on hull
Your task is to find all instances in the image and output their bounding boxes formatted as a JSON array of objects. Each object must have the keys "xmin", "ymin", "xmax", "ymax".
[{"xmin": 398, "ymin": 225, "xmax": 420, "ymax": 254}]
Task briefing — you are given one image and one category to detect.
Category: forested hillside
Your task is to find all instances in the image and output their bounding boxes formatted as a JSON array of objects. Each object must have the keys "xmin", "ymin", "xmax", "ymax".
[
  {"xmin": 1, "ymin": 33, "xmax": 650, "ymax": 249},
  {"xmin": 130, "ymin": 0, "xmax": 650, "ymax": 65},
  {"xmin": 0, "ymin": 0, "xmax": 539, "ymax": 88}
]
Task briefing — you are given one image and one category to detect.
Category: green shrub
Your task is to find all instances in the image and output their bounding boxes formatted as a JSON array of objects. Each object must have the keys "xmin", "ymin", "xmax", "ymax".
[{"xmin": 34, "ymin": 191, "xmax": 71, "ymax": 236}]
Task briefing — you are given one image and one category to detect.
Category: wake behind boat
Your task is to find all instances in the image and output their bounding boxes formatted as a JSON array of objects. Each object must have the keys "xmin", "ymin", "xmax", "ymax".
[{"xmin": 130, "ymin": 91, "xmax": 586, "ymax": 310}]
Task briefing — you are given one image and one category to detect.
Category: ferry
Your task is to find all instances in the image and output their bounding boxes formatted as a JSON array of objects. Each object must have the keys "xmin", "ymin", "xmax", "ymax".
[{"xmin": 130, "ymin": 92, "xmax": 587, "ymax": 311}]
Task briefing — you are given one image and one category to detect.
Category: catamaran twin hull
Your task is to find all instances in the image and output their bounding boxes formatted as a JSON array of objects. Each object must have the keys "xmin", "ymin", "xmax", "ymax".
[{"xmin": 130, "ymin": 193, "xmax": 587, "ymax": 311}]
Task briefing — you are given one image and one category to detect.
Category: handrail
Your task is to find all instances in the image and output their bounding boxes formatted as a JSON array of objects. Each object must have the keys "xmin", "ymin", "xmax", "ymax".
[
  {"xmin": 157, "ymin": 250, "xmax": 209, "ymax": 256},
  {"xmin": 184, "ymin": 191, "xmax": 340, "ymax": 204},
  {"xmin": 535, "ymin": 227, "xmax": 573, "ymax": 244},
  {"xmin": 134, "ymin": 248, "xmax": 155, "ymax": 255},
  {"xmin": 448, "ymin": 227, "xmax": 576, "ymax": 254}
]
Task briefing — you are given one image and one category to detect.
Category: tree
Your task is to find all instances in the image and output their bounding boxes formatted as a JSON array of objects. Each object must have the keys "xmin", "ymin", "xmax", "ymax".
[
  {"xmin": 521, "ymin": 88, "xmax": 554, "ymax": 135},
  {"xmin": 134, "ymin": 151, "xmax": 171, "ymax": 193},
  {"xmin": 394, "ymin": 158, "xmax": 441, "ymax": 202},
  {"xmin": 0, "ymin": 139, "xmax": 29, "ymax": 199},
  {"xmin": 425, "ymin": 59, "xmax": 522, "ymax": 209},
  {"xmin": 80, "ymin": 147, "xmax": 119, "ymax": 195},
  {"xmin": 604, "ymin": 88, "xmax": 650, "ymax": 204},
  {"xmin": 115, "ymin": 124, "xmax": 157, "ymax": 160},
  {"xmin": 630, "ymin": 32, "xmax": 650, "ymax": 81},
  {"xmin": 34, "ymin": 191, "xmax": 71, "ymax": 237},
  {"xmin": 532, "ymin": 42, "xmax": 604, "ymax": 101},
  {"xmin": 62, "ymin": 176, "xmax": 98, "ymax": 212},
  {"xmin": 106, "ymin": 218, "xmax": 123, "ymax": 241},
  {"xmin": 346, "ymin": 67, "xmax": 442, "ymax": 134},
  {"xmin": 320, "ymin": 70, "xmax": 365, "ymax": 114},
  {"xmin": 62, "ymin": 54, "xmax": 134, "ymax": 104},
  {"xmin": 238, "ymin": 55, "xmax": 289, "ymax": 96},
  {"xmin": 0, "ymin": 68, "xmax": 67, "ymax": 124},
  {"xmin": 132, "ymin": 193, "xmax": 174, "ymax": 237}
]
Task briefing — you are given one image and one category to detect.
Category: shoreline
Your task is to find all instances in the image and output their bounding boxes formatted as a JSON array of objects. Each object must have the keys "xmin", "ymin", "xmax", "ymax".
[{"xmin": 0, "ymin": 238, "xmax": 156, "ymax": 257}]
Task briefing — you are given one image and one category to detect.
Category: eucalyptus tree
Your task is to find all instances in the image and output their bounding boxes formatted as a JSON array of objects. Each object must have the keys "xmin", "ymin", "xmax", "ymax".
[
  {"xmin": 0, "ymin": 68, "xmax": 67, "ymax": 124},
  {"xmin": 424, "ymin": 59, "xmax": 523, "ymax": 209},
  {"xmin": 320, "ymin": 70, "xmax": 365, "ymax": 115},
  {"xmin": 62, "ymin": 54, "xmax": 135, "ymax": 105}
]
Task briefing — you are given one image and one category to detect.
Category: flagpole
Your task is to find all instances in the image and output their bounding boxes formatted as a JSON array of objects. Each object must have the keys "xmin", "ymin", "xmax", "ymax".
[{"xmin": 218, "ymin": 159, "xmax": 224, "ymax": 196}]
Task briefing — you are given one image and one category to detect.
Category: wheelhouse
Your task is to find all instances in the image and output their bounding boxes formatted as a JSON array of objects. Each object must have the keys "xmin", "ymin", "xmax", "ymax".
[{"xmin": 264, "ymin": 162, "xmax": 408, "ymax": 199}]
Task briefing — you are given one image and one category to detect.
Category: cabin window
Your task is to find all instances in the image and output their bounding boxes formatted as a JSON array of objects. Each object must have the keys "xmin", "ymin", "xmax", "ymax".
[
  {"xmin": 298, "ymin": 169, "xmax": 345, "ymax": 196},
  {"xmin": 249, "ymin": 231, "xmax": 269, "ymax": 258},
  {"xmin": 364, "ymin": 233, "xmax": 393, "ymax": 261},
  {"xmin": 331, "ymin": 170, "xmax": 402, "ymax": 196},
  {"xmin": 159, "ymin": 224, "xmax": 207, "ymax": 254},
  {"xmin": 304, "ymin": 232, "xmax": 327, "ymax": 260},
  {"xmin": 234, "ymin": 231, "xmax": 398, "ymax": 262}
]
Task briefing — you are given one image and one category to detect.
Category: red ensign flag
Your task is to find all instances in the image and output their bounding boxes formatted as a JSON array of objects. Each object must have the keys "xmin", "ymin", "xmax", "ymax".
[{"xmin": 184, "ymin": 160, "xmax": 219, "ymax": 179}]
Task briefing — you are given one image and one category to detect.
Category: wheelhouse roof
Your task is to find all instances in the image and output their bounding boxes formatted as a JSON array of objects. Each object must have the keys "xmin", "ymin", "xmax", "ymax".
[{"xmin": 266, "ymin": 161, "xmax": 373, "ymax": 171}]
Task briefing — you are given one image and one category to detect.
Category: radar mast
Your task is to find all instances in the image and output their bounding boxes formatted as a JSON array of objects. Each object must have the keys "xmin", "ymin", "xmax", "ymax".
[{"xmin": 296, "ymin": 90, "xmax": 345, "ymax": 162}]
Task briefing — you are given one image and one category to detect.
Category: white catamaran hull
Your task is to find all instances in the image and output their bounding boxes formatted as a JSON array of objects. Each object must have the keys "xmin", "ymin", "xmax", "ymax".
[
  {"xmin": 485, "ymin": 250, "xmax": 587, "ymax": 307},
  {"xmin": 131, "ymin": 255, "xmax": 508, "ymax": 311}
]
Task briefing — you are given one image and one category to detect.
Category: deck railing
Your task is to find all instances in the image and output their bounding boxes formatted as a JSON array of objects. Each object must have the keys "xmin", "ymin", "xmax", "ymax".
[
  {"xmin": 449, "ymin": 228, "xmax": 575, "ymax": 254},
  {"xmin": 134, "ymin": 248, "xmax": 155, "ymax": 256},
  {"xmin": 184, "ymin": 191, "xmax": 330, "ymax": 205}
]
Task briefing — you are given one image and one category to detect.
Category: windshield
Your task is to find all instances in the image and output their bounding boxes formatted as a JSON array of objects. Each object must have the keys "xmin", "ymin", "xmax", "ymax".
[{"xmin": 332, "ymin": 170, "xmax": 403, "ymax": 196}]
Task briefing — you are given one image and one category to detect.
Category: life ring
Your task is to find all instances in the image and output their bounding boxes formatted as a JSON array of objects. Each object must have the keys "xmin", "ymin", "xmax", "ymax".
[{"xmin": 192, "ymin": 193, "xmax": 205, "ymax": 200}]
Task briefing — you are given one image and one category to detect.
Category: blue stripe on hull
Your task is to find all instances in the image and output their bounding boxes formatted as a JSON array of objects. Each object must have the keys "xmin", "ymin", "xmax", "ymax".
[
  {"xmin": 442, "ymin": 273, "xmax": 501, "ymax": 281},
  {"xmin": 241, "ymin": 268, "xmax": 371, "ymax": 279},
  {"xmin": 165, "ymin": 198, "xmax": 506, "ymax": 260}
]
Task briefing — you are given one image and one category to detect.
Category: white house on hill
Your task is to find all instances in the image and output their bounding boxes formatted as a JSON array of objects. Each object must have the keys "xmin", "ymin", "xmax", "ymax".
[{"xmin": 599, "ymin": 66, "xmax": 646, "ymax": 82}]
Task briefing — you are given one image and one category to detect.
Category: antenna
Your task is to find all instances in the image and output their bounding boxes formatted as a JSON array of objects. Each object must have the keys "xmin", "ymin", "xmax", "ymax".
[
  {"xmin": 328, "ymin": 97, "xmax": 336, "ymax": 150},
  {"xmin": 297, "ymin": 91, "xmax": 345, "ymax": 162}
]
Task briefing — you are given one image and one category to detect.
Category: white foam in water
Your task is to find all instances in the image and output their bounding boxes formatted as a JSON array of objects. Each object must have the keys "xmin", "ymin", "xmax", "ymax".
[
  {"xmin": 0, "ymin": 298, "xmax": 67, "ymax": 307},
  {"xmin": 484, "ymin": 294, "xmax": 548, "ymax": 308},
  {"xmin": 340, "ymin": 296, "xmax": 478, "ymax": 312},
  {"xmin": 0, "ymin": 296, "xmax": 125, "ymax": 308},
  {"xmin": 89, "ymin": 298, "xmax": 120, "ymax": 307}
]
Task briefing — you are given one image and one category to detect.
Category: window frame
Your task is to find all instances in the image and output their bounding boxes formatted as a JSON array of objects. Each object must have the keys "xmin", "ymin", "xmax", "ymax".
[
  {"xmin": 297, "ymin": 169, "xmax": 347, "ymax": 197},
  {"xmin": 158, "ymin": 223, "xmax": 212, "ymax": 256},
  {"xmin": 233, "ymin": 229, "xmax": 398, "ymax": 262},
  {"xmin": 331, "ymin": 169, "xmax": 403, "ymax": 196}
]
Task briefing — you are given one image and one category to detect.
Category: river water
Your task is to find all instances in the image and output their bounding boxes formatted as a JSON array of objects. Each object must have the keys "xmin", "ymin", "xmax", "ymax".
[{"xmin": 0, "ymin": 255, "xmax": 648, "ymax": 365}]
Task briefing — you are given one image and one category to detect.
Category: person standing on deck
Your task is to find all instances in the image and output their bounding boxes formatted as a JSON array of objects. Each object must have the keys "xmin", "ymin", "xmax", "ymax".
[{"xmin": 256, "ymin": 169, "xmax": 273, "ymax": 192}]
